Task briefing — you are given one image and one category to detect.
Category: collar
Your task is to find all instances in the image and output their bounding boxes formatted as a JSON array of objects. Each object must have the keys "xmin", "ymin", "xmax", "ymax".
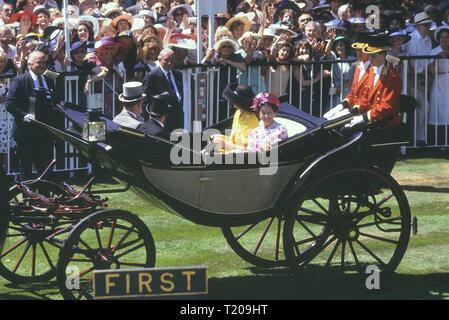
[
  {"xmin": 359, "ymin": 60, "xmax": 370, "ymax": 71},
  {"xmin": 29, "ymin": 70, "xmax": 42, "ymax": 82},
  {"xmin": 413, "ymin": 29, "xmax": 430, "ymax": 41},
  {"xmin": 151, "ymin": 118, "xmax": 165, "ymax": 128},
  {"xmin": 373, "ymin": 64, "xmax": 384, "ymax": 75}
]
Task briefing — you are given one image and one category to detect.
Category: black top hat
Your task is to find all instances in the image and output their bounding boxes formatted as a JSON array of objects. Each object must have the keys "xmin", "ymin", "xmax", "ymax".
[
  {"xmin": 222, "ymin": 83, "xmax": 256, "ymax": 112},
  {"xmin": 362, "ymin": 33, "xmax": 390, "ymax": 54},
  {"xmin": 148, "ymin": 92, "xmax": 172, "ymax": 117}
]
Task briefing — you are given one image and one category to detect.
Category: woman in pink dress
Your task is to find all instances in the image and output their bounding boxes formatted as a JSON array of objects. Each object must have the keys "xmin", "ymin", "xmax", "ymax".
[{"xmin": 247, "ymin": 92, "xmax": 288, "ymax": 152}]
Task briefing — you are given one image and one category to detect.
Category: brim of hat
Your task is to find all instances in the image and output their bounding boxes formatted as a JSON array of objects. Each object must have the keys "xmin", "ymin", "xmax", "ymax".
[
  {"xmin": 9, "ymin": 12, "xmax": 38, "ymax": 25},
  {"xmin": 351, "ymin": 42, "xmax": 367, "ymax": 49},
  {"xmin": 362, "ymin": 46, "xmax": 389, "ymax": 54},
  {"xmin": 388, "ymin": 34, "xmax": 411, "ymax": 44},
  {"xmin": 222, "ymin": 86, "xmax": 253, "ymax": 110},
  {"xmin": 224, "ymin": 17, "xmax": 250, "ymax": 33},
  {"xmin": 111, "ymin": 15, "xmax": 134, "ymax": 27},
  {"xmin": 118, "ymin": 93, "xmax": 146, "ymax": 103},
  {"xmin": 167, "ymin": 4, "xmax": 193, "ymax": 17},
  {"xmin": 413, "ymin": 19, "xmax": 433, "ymax": 25},
  {"xmin": 214, "ymin": 38, "xmax": 239, "ymax": 51}
]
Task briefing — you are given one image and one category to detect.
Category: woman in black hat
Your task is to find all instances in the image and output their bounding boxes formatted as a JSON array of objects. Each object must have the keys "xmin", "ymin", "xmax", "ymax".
[{"xmin": 209, "ymin": 83, "xmax": 259, "ymax": 153}]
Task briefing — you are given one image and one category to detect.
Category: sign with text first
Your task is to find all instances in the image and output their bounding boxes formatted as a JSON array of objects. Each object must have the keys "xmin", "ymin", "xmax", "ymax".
[{"xmin": 93, "ymin": 266, "xmax": 208, "ymax": 299}]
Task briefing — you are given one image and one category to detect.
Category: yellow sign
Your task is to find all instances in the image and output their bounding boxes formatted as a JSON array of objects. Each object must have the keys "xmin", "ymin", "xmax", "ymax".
[{"xmin": 93, "ymin": 266, "xmax": 207, "ymax": 299}]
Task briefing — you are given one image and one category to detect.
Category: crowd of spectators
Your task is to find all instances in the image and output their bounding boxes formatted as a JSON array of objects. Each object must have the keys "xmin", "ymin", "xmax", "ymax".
[{"xmin": 2, "ymin": 0, "xmax": 449, "ymax": 172}]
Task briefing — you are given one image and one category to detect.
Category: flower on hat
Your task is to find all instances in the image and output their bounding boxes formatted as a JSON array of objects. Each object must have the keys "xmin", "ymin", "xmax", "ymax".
[{"xmin": 250, "ymin": 92, "xmax": 280, "ymax": 112}]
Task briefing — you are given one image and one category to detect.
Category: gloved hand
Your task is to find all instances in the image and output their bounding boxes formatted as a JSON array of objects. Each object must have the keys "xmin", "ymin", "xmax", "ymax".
[
  {"xmin": 344, "ymin": 114, "xmax": 366, "ymax": 129},
  {"xmin": 23, "ymin": 113, "xmax": 35, "ymax": 123},
  {"xmin": 323, "ymin": 104, "xmax": 344, "ymax": 119},
  {"xmin": 330, "ymin": 108, "xmax": 351, "ymax": 119}
]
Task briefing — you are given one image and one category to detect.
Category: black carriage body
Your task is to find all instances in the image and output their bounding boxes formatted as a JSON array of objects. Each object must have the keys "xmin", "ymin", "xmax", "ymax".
[{"xmin": 37, "ymin": 103, "xmax": 410, "ymax": 228}]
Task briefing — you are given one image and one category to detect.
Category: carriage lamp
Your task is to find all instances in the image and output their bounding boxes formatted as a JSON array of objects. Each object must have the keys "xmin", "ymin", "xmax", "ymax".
[{"xmin": 82, "ymin": 110, "xmax": 106, "ymax": 142}]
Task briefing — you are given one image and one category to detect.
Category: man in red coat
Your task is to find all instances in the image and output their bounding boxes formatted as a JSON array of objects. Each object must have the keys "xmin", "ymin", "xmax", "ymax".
[
  {"xmin": 324, "ymin": 40, "xmax": 372, "ymax": 119},
  {"xmin": 344, "ymin": 34, "xmax": 403, "ymax": 129}
]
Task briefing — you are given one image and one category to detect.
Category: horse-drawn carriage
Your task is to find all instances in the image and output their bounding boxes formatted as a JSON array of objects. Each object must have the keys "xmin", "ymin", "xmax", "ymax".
[{"xmin": 0, "ymin": 101, "xmax": 416, "ymax": 299}]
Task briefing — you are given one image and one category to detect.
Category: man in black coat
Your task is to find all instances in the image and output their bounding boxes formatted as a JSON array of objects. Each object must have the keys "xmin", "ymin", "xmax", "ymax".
[
  {"xmin": 137, "ymin": 92, "xmax": 171, "ymax": 140},
  {"xmin": 142, "ymin": 48, "xmax": 184, "ymax": 133},
  {"xmin": 5, "ymin": 51, "xmax": 59, "ymax": 181}
]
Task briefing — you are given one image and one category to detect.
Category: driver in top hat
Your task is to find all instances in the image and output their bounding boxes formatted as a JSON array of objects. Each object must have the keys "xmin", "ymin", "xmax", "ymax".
[
  {"xmin": 113, "ymin": 81, "xmax": 145, "ymax": 129},
  {"xmin": 327, "ymin": 34, "xmax": 403, "ymax": 129}
]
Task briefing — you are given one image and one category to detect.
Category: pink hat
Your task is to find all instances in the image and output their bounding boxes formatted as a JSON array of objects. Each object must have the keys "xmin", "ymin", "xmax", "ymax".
[{"xmin": 251, "ymin": 92, "xmax": 280, "ymax": 112}]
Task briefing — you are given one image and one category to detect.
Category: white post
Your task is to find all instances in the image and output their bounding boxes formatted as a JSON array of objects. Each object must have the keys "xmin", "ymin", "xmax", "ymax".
[{"xmin": 63, "ymin": 0, "xmax": 71, "ymax": 71}]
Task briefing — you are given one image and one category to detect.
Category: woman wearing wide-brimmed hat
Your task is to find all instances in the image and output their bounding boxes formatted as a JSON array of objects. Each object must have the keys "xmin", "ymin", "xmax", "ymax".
[
  {"xmin": 111, "ymin": 14, "xmax": 134, "ymax": 34},
  {"xmin": 225, "ymin": 12, "xmax": 251, "ymax": 41},
  {"xmin": 208, "ymin": 83, "xmax": 259, "ymax": 153},
  {"xmin": 9, "ymin": 10, "xmax": 37, "ymax": 38}
]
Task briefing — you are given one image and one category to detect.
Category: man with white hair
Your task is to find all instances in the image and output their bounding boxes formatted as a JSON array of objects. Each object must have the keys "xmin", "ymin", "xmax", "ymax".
[
  {"xmin": 142, "ymin": 48, "xmax": 184, "ymax": 132},
  {"xmin": 0, "ymin": 26, "xmax": 16, "ymax": 59},
  {"xmin": 5, "ymin": 51, "xmax": 59, "ymax": 180},
  {"xmin": 0, "ymin": 3, "xmax": 13, "ymax": 26}
]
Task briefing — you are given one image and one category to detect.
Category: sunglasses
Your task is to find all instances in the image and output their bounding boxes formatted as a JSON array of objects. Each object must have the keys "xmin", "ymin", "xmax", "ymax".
[
  {"xmin": 221, "ymin": 45, "xmax": 233, "ymax": 49},
  {"xmin": 300, "ymin": 18, "xmax": 313, "ymax": 23},
  {"xmin": 174, "ymin": 10, "xmax": 186, "ymax": 17},
  {"xmin": 154, "ymin": 6, "xmax": 165, "ymax": 10},
  {"xmin": 73, "ymin": 49, "xmax": 86, "ymax": 55}
]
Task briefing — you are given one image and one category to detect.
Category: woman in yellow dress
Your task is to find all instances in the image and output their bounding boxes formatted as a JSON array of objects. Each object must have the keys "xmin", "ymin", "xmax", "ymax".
[{"xmin": 210, "ymin": 83, "xmax": 259, "ymax": 153}]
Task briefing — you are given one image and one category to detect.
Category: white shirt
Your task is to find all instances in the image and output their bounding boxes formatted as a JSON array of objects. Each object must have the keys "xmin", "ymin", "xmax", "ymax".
[
  {"xmin": 0, "ymin": 45, "xmax": 16, "ymax": 60},
  {"xmin": 372, "ymin": 64, "xmax": 384, "ymax": 87},
  {"xmin": 402, "ymin": 30, "xmax": 433, "ymax": 73},
  {"xmin": 357, "ymin": 60, "xmax": 371, "ymax": 82},
  {"xmin": 29, "ymin": 70, "xmax": 49, "ymax": 90}
]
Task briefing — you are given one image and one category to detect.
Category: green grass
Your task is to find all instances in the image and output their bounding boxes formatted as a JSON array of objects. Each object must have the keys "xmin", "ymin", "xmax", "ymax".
[{"xmin": 1, "ymin": 158, "xmax": 449, "ymax": 300}]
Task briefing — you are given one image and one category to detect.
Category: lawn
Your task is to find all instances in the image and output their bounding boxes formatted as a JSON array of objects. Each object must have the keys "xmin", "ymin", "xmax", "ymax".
[{"xmin": 0, "ymin": 157, "xmax": 449, "ymax": 300}]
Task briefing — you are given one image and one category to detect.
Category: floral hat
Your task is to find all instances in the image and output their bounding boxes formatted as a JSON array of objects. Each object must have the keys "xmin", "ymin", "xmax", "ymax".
[{"xmin": 250, "ymin": 92, "xmax": 280, "ymax": 112}]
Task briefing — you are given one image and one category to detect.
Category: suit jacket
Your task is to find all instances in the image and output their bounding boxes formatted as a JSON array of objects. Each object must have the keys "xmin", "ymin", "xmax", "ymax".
[
  {"xmin": 137, "ymin": 118, "xmax": 169, "ymax": 140},
  {"xmin": 113, "ymin": 109, "xmax": 143, "ymax": 129},
  {"xmin": 5, "ymin": 70, "xmax": 57, "ymax": 140},
  {"xmin": 357, "ymin": 63, "xmax": 403, "ymax": 127},
  {"xmin": 142, "ymin": 66, "xmax": 184, "ymax": 132}
]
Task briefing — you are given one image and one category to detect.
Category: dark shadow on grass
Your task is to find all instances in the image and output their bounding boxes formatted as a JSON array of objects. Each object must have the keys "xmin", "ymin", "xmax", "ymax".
[
  {"xmin": 401, "ymin": 185, "xmax": 449, "ymax": 193},
  {"xmin": 0, "ymin": 280, "xmax": 60, "ymax": 300},
  {"xmin": 207, "ymin": 268, "xmax": 449, "ymax": 300}
]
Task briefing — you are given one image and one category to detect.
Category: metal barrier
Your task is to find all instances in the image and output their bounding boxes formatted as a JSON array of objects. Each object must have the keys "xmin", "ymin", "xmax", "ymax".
[{"xmin": 1, "ymin": 56, "xmax": 448, "ymax": 177}]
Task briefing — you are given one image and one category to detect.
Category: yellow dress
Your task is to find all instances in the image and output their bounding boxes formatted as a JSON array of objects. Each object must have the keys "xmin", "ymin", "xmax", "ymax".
[{"xmin": 218, "ymin": 109, "xmax": 259, "ymax": 153}]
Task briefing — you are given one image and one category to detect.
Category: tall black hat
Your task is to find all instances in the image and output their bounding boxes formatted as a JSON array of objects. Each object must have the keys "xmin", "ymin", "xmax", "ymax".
[
  {"xmin": 148, "ymin": 92, "xmax": 172, "ymax": 117},
  {"xmin": 222, "ymin": 83, "xmax": 255, "ymax": 111}
]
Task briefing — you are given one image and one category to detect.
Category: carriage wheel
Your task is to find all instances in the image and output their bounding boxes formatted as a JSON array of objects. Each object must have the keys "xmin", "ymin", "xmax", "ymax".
[
  {"xmin": 0, "ymin": 180, "xmax": 73, "ymax": 283},
  {"xmin": 56, "ymin": 209, "xmax": 156, "ymax": 300},
  {"xmin": 221, "ymin": 214, "xmax": 286, "ymax": 267},
  {"xmin": 283, "ymin": 166, "xmax": 411, "ymax": 288}
]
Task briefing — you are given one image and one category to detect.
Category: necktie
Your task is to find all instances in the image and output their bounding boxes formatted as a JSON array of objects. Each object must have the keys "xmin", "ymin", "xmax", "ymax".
[
  {"xmin": 167, "ymin": 71, "xmax": 181, "ymax": 102},
  {"xmin": 38, "ymin": 75, "xmax": 45, "ymax": 89}
]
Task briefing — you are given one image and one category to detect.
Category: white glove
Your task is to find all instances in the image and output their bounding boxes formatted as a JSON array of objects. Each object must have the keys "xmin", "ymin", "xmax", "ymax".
[
  {"xmin": 23, "ymin": 113, "xmax": 35, "ymax": 123},
  {"xmin": 329, "ymin": 108, "xmax": 351, "ymax": 120},
  {"xmin": 323, "ymin": 104, "xmax": 344, "ymax": 119},
  {"xmin": 344, "ymin": 115, "xmax": 365, "ymax": 128}
]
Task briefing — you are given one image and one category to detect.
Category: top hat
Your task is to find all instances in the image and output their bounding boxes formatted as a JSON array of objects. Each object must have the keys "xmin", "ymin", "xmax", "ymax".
[
  {"xmin": 362, "ymin": 33, "xmax": 390, "ymax": 54},
  {"xmin": 148, "ymin": 92, "xmax": 172, "ymax": 117},
  {"xmin": 119, "ymin": 81, "xmax": 146, "ymax": 103},
  {"xmin": 222, "ymin": 83, "xmax": 256, "ymax": 111}
]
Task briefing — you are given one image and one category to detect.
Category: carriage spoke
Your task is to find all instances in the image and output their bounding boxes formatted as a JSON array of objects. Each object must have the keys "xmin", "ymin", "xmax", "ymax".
[
  {"xmin": 235, "ymin": 223, "xmax": 258, "ymax": 241},
  {"xmin": 340, "ymin": 240, "xmax": 346, "ymax": 274},
  {"xmin": 113, "ymin": 227, "xmax": 135, "ymax": 253},
  {"xmin": 312, "ymin": 199, "xmax": 329, "ymax": 215},
  {"xmin": 358, "ymin": 232, "xmax": 399, "ymax": 244},
  {"xmin": 94, "ymin": 227, "xmax": 103, "ymax": 249},
  {"xmin": 114, "ymin": 243, "xmax": 145, "ymax": 260},
  {"xmin": 39, "ymin": 241, "xmax": 56, "ymax": 270},
  {"xmin": 355, "ymin": 240, "xmax": 387, "ymax": 268},
  {"xmin": 298, "ymin": 207, "xmax": 328, "ymax": 221},
  {"xmin": 275, "ymin": 217, "xmax": 281, "ymax": 261},
  {"xmin": 316, "ymin": 239, "xmax": 341, "ymax": 284},
  {"xmin": 0, "ymin": 238, "xmax": 27, "ymax": 259},
  {"xmin": 348, "ymin": 240, "xmax": 364, "ymax": 278},
  {"xmin": 253, "ymin": 217, "xmax": 274, "ymax": 256},
  {"xmin": 13, "ymin": 242, "xmax": 32, "ymax": 273},
  {"xmin": 107, "ymin": 219, "xmax": 116, "ymax": 249},
  {"xmin": 31, "ymin": 243, "xmax": 36, "ymax": 276}
]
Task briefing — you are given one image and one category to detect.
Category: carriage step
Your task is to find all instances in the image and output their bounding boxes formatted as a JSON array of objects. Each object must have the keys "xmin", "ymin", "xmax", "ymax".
[{"xmin": 412, "ymin": 216, "xmax": 418, "ymax": 235}]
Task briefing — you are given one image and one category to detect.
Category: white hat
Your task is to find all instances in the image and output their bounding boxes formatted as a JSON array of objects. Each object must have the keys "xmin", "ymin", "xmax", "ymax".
[
  {"xmin": 214, "ymin": 37, "xmax": 240, "ymax": 51},
  {"xmin": 79, "ymin": 15, "xmax": 99, "ymax": 38},
  {"xmin": 238, "ymin": 31, "xmax": 259, "ymax": 46},
  {"xmin": 131, "ymin": 17, "xmax": 145, "ymax": 31},
  {"xmin": 413, "ymin": 12, "xmax": 433, "ymax": 25},
  {"xmin": 167, "ymin": 4, "xmax": 194, "ymax": 17},
  {"xmin": 434, "ymin": 25, "xmax": 449, "ymax": 43},
  {"xmin": 169, "ymin": 38, "xmax": 196, "ymax": 50},
  {"xmin": 102, "ymin": 2, "xmax": 123, "ymax": 18},
  {"xmin": 268, "ymin": 23, "xmax": 299, "ymax": 38},
  {"xmin": 119, "ymin": 81, "xmax": 146, "ymax": 103}
]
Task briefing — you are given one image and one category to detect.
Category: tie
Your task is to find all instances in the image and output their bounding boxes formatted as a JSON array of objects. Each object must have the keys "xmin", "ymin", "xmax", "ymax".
[
  {"xmin": 167, "ymin": 71, "xmax": 181, "ymax": 102},
  {"xmin": 38, "ymin": 75, "xmax": 45, "ymax": 89}
]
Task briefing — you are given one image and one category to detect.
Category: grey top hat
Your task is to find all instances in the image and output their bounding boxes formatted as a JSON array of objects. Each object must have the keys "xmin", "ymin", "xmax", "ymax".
[{"xmin": 119, "ymin": 81, "xmax": 146, "ymax": 103}]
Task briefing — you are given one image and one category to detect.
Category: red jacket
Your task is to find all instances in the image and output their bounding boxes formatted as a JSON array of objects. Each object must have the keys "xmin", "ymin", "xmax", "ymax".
[
  {"xmin": 344, "ymin": 61, "xmax": 372, "ymax": 108},
  {"xmin": 358, "ymin": 63, "xmax": 403, "ymax": 127}
]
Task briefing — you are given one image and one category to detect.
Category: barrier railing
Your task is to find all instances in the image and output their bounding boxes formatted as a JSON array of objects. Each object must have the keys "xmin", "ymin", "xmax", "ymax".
[{"xmin": 1, "ymin": 56, "xmax": 448, "ymax": 177}]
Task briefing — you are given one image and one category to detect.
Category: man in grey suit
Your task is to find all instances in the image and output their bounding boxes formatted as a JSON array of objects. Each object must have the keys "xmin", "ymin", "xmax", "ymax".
[{"xmin": 113, "ymin": 81, "xmax": 146, "ymax": 129}]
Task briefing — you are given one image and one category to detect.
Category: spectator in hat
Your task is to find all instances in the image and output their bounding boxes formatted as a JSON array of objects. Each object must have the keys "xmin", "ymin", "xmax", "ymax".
[
  {"xmin": 10, "ymin": 10, "xmax": 38, "ymax": 39},
  {"xmin": 267, "ymin": 39, "xmax": 293, "ymax": 98},
  {"xmin": 126, "ymin": 0, "xmax": 155, "ymax": 16},
  {"xmin": 325, "ymin": 29, "xmax": 356, "ymax": 106},
  {"xmin": 113, "ymin": 81, "xmax": 145, "ymax": 129},
  {"xmin": 402, "ymin": 12, "xmax": 434, "ymax": 145},
  {"xmin": 152, "ymin": 2, "xmax": 168, "ymax": 19},
  {"xmin": 167, "ymin": 4, "xmax": 193, "ymax": 31},
  {"xmin": 34, "ymin": 5, "xmax": 51, "ymax": 34},
  {"xmin": 111, "ymin": 14, "xmax": 134, "ymax": 34},
  {"xmin": 137, "ymin": 92, "xmax": 171, "ymax": 139},
  {"xmin": 387, "ymin": 30, "xmax": 410, "ymax": 58},
  {"xmin": 225, "ymin": 12, "xmax": 251, "ymax": 41},
  {"xmin": 116, "ymin": 31, "xmax": 139, "ymax": 79},
  {"xmin": 298, "ymin": 12, "xmax": 313, "ymax": 35},
  {"xmin": 138, "ymin": 35, "xmax": 163, "ymax": 74},
  {"xmin": 261, "ymin": 0, "xmax": 278, "ymax": 26},
  {"xmin": 73, "ymin": 20, "xmax": 96, "ymax": 43},
  {"xmin": 428, "ymin": 26, "xmax": 449, "ymax": 145}
]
